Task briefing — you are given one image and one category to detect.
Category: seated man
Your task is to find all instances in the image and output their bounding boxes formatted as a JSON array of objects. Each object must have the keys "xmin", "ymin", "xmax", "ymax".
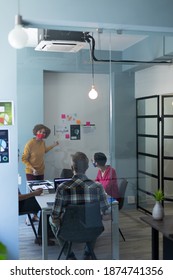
[
  {"xmin": 49, "ymin": 151, "xmax": 110, "ymax": 260},
  {"xmin": 18, "ymin": 188, "xmax": 55, "ymax": 246}
]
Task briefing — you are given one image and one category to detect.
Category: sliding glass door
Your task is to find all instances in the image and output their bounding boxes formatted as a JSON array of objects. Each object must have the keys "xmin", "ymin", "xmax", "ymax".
[
  {"xmin": 161, "ymin": 95, "xmax": 173, "ymax": 211},
  {"xmin": 137, "ymin": 94, "xmax": 173, "ymax": 213},
  {"xmin": 136, "ymin": 96, "xmax": 160, "ymax": 213}
]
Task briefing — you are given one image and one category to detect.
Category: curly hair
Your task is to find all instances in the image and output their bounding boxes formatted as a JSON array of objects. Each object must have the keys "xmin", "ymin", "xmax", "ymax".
[{"xmin": 33, "ymin": 124, "xmax": 51, "ymax": 138}]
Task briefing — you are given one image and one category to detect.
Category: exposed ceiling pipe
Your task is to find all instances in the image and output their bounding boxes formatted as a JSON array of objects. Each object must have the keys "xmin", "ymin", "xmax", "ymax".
[{"xmin": 84, "ymin": 33, "xmax": 173, "ymax": 65}]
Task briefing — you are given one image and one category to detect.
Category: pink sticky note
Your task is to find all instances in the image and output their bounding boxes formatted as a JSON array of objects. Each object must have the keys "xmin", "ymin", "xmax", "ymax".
[
  {"xmin": 65, "ymin": 134, "xmax": 70, "ymax": 139},
  {"xmin": 61, "ymin": 114, "xmax": 66, "ymax": 119},
  {"xmin": 86, "ymin": 121, "xmax": 90, "ymax": 126}
]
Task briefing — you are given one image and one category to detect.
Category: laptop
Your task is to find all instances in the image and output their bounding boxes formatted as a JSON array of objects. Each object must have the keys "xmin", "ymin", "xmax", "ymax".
[{"xmin": 54, "ymin": 178, "xmax": 72, "ymax": 191}]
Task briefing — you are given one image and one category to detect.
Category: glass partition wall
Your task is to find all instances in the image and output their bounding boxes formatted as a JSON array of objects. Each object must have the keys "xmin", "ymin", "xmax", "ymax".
[
  {"xmin": 137, "ymin": 95, "xmax": 173, "ymax": 214},
  {"xmin": 136, "ymin": 96, "xmax": 160, "ymax": 213},
  {"xmin": 161, "ymin": 95, "xmax": 173, "ymax": 213},
  {"xmin": 18, "ymin": 27, "xmax": 137, "ymax": 259}
]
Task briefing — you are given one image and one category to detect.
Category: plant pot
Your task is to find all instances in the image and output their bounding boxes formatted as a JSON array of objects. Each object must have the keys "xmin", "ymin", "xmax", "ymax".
[{"xmin": 152, "ymin": 201, "xmax": 164, "ymax": 220}]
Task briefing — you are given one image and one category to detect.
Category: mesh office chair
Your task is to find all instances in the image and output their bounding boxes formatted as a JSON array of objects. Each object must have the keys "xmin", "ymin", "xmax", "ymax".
[
  {"xmin": 60, "ymin": 168, "xmax": 73, "ymax": 178},
  {"xmin": 118, "ymin": 178, "xmax": 128, "ymax": 241},
  {"xmin": 57, "ymin": 202, "xmax": 104, "ymax": 260}
]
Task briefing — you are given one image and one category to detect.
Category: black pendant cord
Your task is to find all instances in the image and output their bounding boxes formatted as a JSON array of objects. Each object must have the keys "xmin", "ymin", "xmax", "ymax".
[{"xmin": 89, "ymin": 41, "xmax": 95, "ymax": 85}]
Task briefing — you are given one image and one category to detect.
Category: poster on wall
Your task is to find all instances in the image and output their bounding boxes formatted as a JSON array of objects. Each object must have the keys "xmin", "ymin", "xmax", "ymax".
[
  {"xmin": 0, "ymin": 101, "xmax": 14, "ymax": 126},
  {"xmin": 70, "ymin": 124, "xmax": 81, "ymax": 140},
  {"xmin": 0, "ymin": 129, "xmax": 9, "ymax": 163},
  {"xmin": 54, "ymin": 113, "xmax": 81, "ymax": 140}
]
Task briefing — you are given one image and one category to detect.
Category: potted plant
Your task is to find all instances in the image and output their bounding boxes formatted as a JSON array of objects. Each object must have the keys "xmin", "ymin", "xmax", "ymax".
[
  {"xmin": 152, "ymin": 189, "xmax": 164, "ymax": 220},
  {"xmin": 0, "ymin": 242, "xmax": 7, "ymax": 260},
  {"xmin": 154, "ymin": 189, "xmax": 164, "ymax": 202}
]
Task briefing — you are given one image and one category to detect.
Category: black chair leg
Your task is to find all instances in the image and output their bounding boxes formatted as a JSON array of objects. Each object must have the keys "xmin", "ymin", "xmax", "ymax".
[
  {"xmin": 66, "ymin": 242, "xmax": 72, "ymax": 260},
  {"xmin": 27, "ymin": 214, "xmax": 40, "ymax": 245},
  {"xmin": 119, "ymin": 228, "xmax": 125, "ymax": 241},
  {"xmin": 58, "ymin": 241, "xmax": 67, "ymax": 260},
  {"xmin": 58, "ymin": 241, "xmax": 73, "ymax": 260},
  {"xmin": 86, "ymin": 242, "xmax": 97, "ymax": 259}
]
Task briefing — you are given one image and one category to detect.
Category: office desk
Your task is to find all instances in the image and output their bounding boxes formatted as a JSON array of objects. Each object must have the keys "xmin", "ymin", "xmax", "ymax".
[
  {"xmin": 140, "ymin": 215, "xmax": 173, "ymax": 260},
  {"xmin": 36, "ymin": 193, "xmax": 119, "ymax": 260}
]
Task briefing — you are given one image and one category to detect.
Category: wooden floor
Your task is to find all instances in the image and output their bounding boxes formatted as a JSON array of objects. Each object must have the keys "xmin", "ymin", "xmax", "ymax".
[{"xmin": 18, "ymin": 208, "xmax": 164, "ymax": 260}]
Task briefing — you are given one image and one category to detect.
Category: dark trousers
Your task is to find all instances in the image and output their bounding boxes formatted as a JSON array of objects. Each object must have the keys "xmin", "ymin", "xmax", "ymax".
[{"xmin": 19, "ymin": 197, "xmax": 53, "ymax": 238}]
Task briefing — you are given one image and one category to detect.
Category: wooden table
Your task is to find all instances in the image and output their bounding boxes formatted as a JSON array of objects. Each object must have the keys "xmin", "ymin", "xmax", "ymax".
[{"xmin": 140, "ymin": 215, "xmax": 173, "ymax": 260}]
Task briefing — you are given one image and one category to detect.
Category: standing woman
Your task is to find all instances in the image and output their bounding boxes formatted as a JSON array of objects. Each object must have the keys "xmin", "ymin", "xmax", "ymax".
[
  {"xmin": 22, "ymin": 124, "xmax": 59, "ymax": 181},
  {"xmin": 93, "ymin": 152, "xmax": 120, "ymax": 203}
]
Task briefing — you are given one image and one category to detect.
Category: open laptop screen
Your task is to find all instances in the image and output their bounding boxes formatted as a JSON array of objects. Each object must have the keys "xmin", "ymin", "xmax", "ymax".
[{"xmin": 54, "ymin": 178, "xmax": 71, "ymax": 191}]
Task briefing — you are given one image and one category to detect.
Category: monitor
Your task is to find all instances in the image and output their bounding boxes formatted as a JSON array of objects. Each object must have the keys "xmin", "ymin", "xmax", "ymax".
[{"xmin": 54, "ymin": 178, "xmax": 71, "ymax": 191}]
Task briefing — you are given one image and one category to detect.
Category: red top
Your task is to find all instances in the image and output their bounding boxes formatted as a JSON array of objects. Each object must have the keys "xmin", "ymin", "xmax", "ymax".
[{"xmin": 95, "ymin": 165, "xmax": 120, "ymax": 200}]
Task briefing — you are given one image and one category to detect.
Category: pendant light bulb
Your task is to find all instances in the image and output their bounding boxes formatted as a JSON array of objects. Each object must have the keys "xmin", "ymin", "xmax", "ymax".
[
  {"xmin": 88, "ymin": 85, "xmax": 98, "ymax": 100},
  {"xmin": 8, "ymin": 15, "xmax": 28, "ymax": 49}
]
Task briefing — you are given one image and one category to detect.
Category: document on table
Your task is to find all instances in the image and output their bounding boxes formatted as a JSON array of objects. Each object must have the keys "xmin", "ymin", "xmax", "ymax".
[
  {"xmin": 27, "ymin": 180, "xmax": 55, "ymax": 192},
  {"xmin": 31, "ymin": 184, "xmax": 54, "ymax": 190}
]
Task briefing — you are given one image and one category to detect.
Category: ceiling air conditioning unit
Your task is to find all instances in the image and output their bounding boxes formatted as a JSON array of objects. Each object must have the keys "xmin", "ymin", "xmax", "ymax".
[{"xmin": 35, "ymin": 30, "xmax": 87, "ymax": 52}]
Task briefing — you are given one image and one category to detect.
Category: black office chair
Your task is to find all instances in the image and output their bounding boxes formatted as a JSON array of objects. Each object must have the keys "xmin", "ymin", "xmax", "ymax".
[
  {"xmin": 19, "ymin": 212, "xmax": 41, "ymax": 245},
  {"xmin": 118, "ymin": 178, "xmax": 128, "ymax": 241},
  {"xmin": 60, "ymin": 168, "xmax": 73, "ymax": 178},
  {"xmin": 57, "ymin": 202, "xmax": 104, "ymax": 260}
]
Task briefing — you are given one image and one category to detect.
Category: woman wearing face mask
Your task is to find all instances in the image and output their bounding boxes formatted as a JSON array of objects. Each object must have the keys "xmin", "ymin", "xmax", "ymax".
[
  {"xmin": 22, "ymin": 124, "xmax": 59, "ymax": 181},
  {"xmin": 92, "ymin": 152, "xmax": 120, "ymax": 203}
]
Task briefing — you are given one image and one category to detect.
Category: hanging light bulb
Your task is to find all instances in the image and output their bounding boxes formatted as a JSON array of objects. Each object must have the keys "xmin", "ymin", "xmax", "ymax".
[
  {"xmin": 88, "ymin": 85, "xmax": 98, "ymax": 100},
  {"xmin": 88, "ymin": 45, "xmax": 98, "ymax": 100},
  {"xmin": 8, "ymin": 15, "xmax": 28, "ymax": 49}
]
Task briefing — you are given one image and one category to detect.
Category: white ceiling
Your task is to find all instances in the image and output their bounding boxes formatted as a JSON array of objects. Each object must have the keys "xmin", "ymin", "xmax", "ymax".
[{"xmin": 90, "ymin": 31, "xmax": 147, "ymax": 51}]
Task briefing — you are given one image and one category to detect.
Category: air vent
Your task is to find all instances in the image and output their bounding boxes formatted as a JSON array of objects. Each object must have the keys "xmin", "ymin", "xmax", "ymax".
[
  {"xmin": 35, "ymin": 40, "xmax": 86, "ymax": 52},
  {"xmin": 35, "ymin": 30, "xmax": 87, "ymax": 53}
]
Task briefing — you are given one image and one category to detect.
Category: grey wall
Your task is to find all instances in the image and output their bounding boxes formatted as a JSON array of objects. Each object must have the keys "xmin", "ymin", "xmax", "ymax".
[{"xmin": 44, "ymin": 72, "xmax": 110, "ymax": 181}]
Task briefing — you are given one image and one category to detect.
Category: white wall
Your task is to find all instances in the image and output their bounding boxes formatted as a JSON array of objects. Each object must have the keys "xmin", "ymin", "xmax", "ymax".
[
  {"xmin": 135, "ymin": 65, "xmax": 173, "ymax": 98},
  {"xmin": 0, "ymin": 0, "xmax": 19, "ymax": 259},
  {"xmin": 44, "ymin": 72, "xmax": 110, "ymax": 180},
  {"xmin": 135, "ymin": 66, "xmax": 173, "ymax": 202}
]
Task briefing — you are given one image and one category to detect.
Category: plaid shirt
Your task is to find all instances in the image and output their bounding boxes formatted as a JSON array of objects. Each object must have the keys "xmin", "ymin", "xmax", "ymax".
[{"xmin": 51, "ymin": 174, "xmax": 110, "ymax": 224}]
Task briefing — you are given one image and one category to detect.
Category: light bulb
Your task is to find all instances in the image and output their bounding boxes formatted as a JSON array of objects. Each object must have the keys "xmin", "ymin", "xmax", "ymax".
[
  {"xmin": 88, "ymin": 85, "xmax": 98, "ymax": 100},
  {"xmin": 8, "ymin": 15, "xmax": 28, "ymax": 49},
  {"xmin": 8, "ymin": 24, "xmax": 28, "ymax": 49}
]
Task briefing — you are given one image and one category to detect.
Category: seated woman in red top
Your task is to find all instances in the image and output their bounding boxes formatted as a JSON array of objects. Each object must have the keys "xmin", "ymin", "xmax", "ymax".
[{"xmin": 93, "ymin": 152, "xmax": 120, "ymax": 203}]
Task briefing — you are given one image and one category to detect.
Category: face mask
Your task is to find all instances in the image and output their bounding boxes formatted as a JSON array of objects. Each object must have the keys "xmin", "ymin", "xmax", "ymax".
[
  {"xmin": 92, "ymin": 162, "xmax": 97, "ymax": 168},
  {"xmin": 37, "ymin": 133, "xmax": 45, "ymax": 140}
]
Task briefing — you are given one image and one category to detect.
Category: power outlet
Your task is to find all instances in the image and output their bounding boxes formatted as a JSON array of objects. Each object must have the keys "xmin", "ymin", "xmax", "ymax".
[{"xmin": 127, "ymin": 196, "xmax": 135, "ymax": 204}]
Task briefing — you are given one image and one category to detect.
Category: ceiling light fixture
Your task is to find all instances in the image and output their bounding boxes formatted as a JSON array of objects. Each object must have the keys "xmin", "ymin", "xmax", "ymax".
[
  {"xmin": 8, "ymin": 0, "xmax": 28, "ymax": 49},
  {"xmin": 88, "ymin": 44, "xmax": 98, "ymax": 100},
  {"xmin": 8, "ymin": 14, "xmax": 28, "ymax": 49}
]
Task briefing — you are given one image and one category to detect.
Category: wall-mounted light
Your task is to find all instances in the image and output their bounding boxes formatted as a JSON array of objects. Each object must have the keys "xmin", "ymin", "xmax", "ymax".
[
  {"xmin": 8, "ymin": 14, "xmax": 28, "ymax": 49},
  {"xmin": 88, "ymin": 46, "xmax": 98, "ymax": 100}
]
